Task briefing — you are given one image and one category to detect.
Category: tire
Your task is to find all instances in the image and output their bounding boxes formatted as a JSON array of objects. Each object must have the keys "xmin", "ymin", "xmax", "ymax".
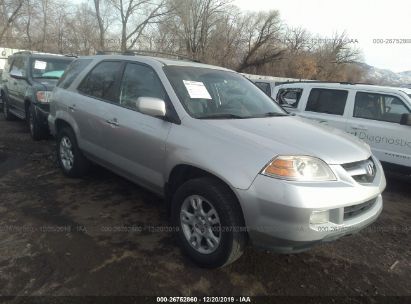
[
  {"xmin": 28, "ymin": 104, "xmax": 47, "ymax": 141},
  {"xmin": 56, "ymin": 127, "xmax": 90, "ymax": 178},
  {"xmin": 2, "ymin": 94, "xmax": 16, "ymax": 121},
  {"xmin": 171, "ymin": 177, "xmax": 247, "ymax": 268}
]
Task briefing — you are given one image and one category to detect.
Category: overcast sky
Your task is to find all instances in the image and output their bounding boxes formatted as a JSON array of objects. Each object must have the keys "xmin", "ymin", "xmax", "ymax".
[{"xmin": 234, "ymin": 0, "xmax": 411, "ymax": 72}]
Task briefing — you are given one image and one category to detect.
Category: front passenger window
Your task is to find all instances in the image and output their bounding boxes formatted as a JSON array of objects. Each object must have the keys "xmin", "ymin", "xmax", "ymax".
[{"xmin": 119, "ymin": 63, "xmax": 166, "ymax": 110}]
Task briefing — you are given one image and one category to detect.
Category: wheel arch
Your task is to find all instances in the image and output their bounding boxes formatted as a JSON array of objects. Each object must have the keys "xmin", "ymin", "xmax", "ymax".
[{"xmin": 165, "ymin": 164, "xmax": 246, "ymax": 226}]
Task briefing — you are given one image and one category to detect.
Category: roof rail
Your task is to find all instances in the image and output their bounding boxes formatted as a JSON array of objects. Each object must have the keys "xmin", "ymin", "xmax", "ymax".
[
  {"xmin": 95, "ymin": 50, "xmax": 133, "ymax": 56},
  {"xmin": 96, "ymin": 49, "xmax": 201, "ymax": 63},
  {"xmin": 277, "ymin": 80, "xmax": 376, "ymax": 86},
  {"xmin": 63, "ymin": 53, "xmax": 78, "ymax": 58},
  {"xmin": 11, "ymin": 51, "xmax": 32, "ymax": 55},
  {"xmin": 10, "ymin": 50, "xmax": 71, "ymax": 58}
]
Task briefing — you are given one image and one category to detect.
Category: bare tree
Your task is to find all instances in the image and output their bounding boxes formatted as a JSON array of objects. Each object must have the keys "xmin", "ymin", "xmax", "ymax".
[
  {"xmin": 168, "ymin": 0, "xmax": 231, "ymax": 60},
  {"xmin": 0, "ymin": 0, "xmax": 25, "ymax": 44},
  {"xmin": 93, "ymin": 0, "xmax": 112, "ymax": 51},
  {"xmin": 236, "ymin": 10, "xmax": 284, "ymax": 72},
  {"xmin": 108, "ymin": 0, "xmax": 171, "ymax": 52}
]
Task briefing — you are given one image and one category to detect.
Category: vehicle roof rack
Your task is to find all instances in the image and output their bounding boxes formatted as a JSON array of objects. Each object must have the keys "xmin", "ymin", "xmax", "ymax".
[
  {"xmin": 277, "ymin": 80, "xmax": 376, "ymax": 86},
  {"xmin": 10, "ymin": 50, "xmax": 72, "ymax": 57},
  {"xmin": 11, "ymin": 51, "xmax": 32, "ymax": 55},
  {"xmin": 95, "ymin": 49, "xmax": 201, "ymax": 63},
  {"xmin": 63, "ymin": 53, "xmax": 78, "ymax": 58}
]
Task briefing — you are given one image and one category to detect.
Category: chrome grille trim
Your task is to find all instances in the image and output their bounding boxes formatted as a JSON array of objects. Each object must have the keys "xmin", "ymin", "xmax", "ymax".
[{"xmin": 342, "ymin": 157, "xmax": 377, "ymax": 184}]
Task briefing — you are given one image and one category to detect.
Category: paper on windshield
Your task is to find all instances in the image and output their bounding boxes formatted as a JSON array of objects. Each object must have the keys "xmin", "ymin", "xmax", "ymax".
[
  {"xmin": 34, "ymin": 60, "xmax": 47, "ymax": 70},
  {"xmin": 183, "ymin": 80, "xmax": 212, "ymax": 99}
]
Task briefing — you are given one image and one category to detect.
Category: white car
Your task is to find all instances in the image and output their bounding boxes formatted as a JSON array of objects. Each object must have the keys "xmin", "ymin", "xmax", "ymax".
[{"xmin": 273, "ymin": 83, "xmax": 411, "ymax": 173}]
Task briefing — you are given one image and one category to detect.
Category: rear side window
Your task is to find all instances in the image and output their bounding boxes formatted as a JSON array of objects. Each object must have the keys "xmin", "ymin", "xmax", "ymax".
[
  {"xmin": 354, "ymin": 92, "xmax": 410, "ymax": 123},
  {"xmin": 78, "ymin": 61, "xmax": 123, "ymax": 102},
  {"xmin": 277, "ymin": 88, "xmax": 303, "ymax": 108},
  {"xmin": 255, "ymin": 82, "xmax": 271, "ymax": 96},
  {"xmin": 57, "ymin": 59, "xmax": 92, "ymax": 89},
  {"xmin": 306, "ymin": 88, "xmax": 348, "ymax": 115}
]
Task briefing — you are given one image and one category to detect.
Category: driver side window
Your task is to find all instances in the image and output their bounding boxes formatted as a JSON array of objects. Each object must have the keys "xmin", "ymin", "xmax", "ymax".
[
  {"xmin": 354, "ymin": 92, "xmax": 410, "ymax": 123},
  {"xmin": 9, "ymin": 56, "xmax": 26, "ymax": 77},
  {"xmin": 119, "ymin": 63, "xmax": 166, "ymax": 111},
  {"xmin": 277, "ymin": 88, "xmax": 303, "ymax": 108}
]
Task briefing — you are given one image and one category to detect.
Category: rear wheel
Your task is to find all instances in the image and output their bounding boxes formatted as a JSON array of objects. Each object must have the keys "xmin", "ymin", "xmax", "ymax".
[
  {"xmin": 3, "ymin": 95, "xmax": 16, "ymax": 121},
  {"xmin": 56, "ymin": 127, "xmax": 90, "ymax": 177},
  {"xmin": 171, "ymin": 177, "xmax": 247, "ymax": 268}
]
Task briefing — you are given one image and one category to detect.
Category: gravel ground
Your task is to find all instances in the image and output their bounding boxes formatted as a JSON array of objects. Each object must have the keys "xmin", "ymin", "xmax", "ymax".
[{"xmin": 0, "ymin": 115, "xmax": 410, "ymax": 297}]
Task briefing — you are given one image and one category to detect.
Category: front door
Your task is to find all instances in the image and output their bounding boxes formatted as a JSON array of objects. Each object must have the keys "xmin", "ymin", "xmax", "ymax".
[
  {"xmin": 101, "ymin": 62, "xmax": 172, "ymax": 192},
  {"xmin": 347, "ymin": 91, "xmax": 411, "ymax": 167}
]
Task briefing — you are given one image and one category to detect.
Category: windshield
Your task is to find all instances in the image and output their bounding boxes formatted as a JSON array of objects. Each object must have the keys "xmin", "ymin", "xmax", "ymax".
[
  {"xmin": 164, "ymin": 66, "xmax": 286, "ymax": 119},
  {"xmin": 30, "ymin": 58, "xmax": 72, "ymax": 79}
]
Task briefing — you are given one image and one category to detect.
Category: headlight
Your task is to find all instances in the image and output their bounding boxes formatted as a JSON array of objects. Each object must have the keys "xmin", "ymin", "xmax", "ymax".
[
  {"xmin": 261, "ymin": 155, "xmax": 336, "ymax": 181},
  {"xmin": 36, "ymin": 91, "xmax": 52, "ymax": 103}
]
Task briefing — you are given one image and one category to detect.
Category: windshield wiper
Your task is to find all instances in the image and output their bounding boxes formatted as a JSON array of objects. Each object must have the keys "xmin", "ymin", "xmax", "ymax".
[{"xmin": 196, "ymin": 113, "xmax": 250, "ymax": 119}]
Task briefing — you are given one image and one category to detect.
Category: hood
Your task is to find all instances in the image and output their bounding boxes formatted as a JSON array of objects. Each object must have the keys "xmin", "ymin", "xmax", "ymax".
[{"xmin": 201, "ymin": 116, "xmax": 371, "ymax": 165}]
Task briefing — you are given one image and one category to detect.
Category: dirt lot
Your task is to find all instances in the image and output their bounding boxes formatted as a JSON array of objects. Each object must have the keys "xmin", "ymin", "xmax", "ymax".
[{"xmin": 0, "ymin": 115, "xmax": 410, "ymax": 297}]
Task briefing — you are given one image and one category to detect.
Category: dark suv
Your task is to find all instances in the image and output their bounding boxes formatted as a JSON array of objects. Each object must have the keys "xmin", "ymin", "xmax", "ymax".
[{"xmin": 1, "ymin": 51, "xmax": 74, "ymax": 140}]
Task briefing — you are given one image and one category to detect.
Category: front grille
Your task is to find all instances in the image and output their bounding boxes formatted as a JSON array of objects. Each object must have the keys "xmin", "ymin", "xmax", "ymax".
[
  {"xmin": 342, "ymin": 157, "xmax": 377, "ymax": 184},
  {"xmin": 344, "ymin": 198, "xmax": 376, "ymax": 220}
]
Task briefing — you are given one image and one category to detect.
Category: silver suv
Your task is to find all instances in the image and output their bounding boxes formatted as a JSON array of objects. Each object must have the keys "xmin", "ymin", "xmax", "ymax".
[{"xmin": 48, "ymin": 55, "xmax": 386, "ymax": 268}]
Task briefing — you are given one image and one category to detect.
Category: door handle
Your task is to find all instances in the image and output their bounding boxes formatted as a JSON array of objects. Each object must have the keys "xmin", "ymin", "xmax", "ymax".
[
  {"xmin": 68, "ymin": 104, "xmax": 76, "ymax": 112},
  {"xmin": 106, "ymin": 118, "xmax": 119, "ymax": 127}
]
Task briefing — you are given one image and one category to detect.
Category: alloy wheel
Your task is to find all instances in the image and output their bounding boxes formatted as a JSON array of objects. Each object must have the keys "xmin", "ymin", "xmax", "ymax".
[
  {"xmin": 180, "ymin": 195, "xmax": 221, "ymax": 254},
  {"xmin": 59, "ymin": 136, "xmax": 74, "ymax": 171}
]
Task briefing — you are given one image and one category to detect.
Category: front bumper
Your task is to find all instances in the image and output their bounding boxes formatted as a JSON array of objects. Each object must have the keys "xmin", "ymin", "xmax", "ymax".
[{"xmin": 235, "ymin": 157, "xmax": 386, "ymax": 253}]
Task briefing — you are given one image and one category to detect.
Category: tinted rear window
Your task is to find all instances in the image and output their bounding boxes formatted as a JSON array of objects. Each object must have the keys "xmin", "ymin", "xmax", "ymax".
[
  {"xmin": 58, "ymin": 59, "xmax": 92, "ymax": 89},
  {"xmin": 306, "ymin": 88, "xmax": 348, "ymax": 115}
]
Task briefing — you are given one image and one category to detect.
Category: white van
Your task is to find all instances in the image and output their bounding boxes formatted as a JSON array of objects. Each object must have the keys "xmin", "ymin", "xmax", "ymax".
[{"xmin": 273, "ymin": 83, "xmax": 411, "ymax": 173}]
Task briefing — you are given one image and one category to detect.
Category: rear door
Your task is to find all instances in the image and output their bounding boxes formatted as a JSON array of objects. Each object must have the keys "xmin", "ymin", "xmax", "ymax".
[
  {"xmin": 299, "ymin": 88, "xmax": 351, "ymax": 130},
  {"xmin": 100, "ymin": 62, "xmax": 172, "ymax": 192},
  {"xmin": 346, "ymin": 91, "xmax": 411, "ymax": 167},
  {"xmin": 74, "ymin": 60, "xmax": 124, "ymax": 159}
]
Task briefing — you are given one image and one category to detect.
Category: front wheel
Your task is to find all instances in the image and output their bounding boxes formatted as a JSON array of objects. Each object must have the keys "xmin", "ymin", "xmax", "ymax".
[
  {"xmin": 56, "ymin": 127, "xmax": 90, "ymax": 177},
  {"xmin": 171, "ymin": 177, "xmax": 247, "ymax": 268},
  {"xmin": 28, "ymin": 104, "xmax": 47, "ymax": 140}
]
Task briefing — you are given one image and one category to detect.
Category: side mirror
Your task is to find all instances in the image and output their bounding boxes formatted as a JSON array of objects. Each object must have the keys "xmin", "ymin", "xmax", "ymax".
[
  {"xmin": 400, "ymin": 113, "xmax": 411, "ymax": 126},
  {"xmin": 10, "ymin": 70, "xmax": 25, "ymax": 79},
  {"xmin": 136, "ymin": 97, "xmax": 166, "ymax": 117}
]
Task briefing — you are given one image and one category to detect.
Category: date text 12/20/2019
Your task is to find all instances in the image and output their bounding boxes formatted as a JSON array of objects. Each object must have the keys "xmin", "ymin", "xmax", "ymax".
[{"xmin": 156, "ymin": 297, "xmax": 252, "ymax": 303}]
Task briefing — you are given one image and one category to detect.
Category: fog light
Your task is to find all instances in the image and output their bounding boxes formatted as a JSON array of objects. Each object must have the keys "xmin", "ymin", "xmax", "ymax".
[{"xmin": 310, "ymin": 210, "xmax": 330, "ymax": 225}]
